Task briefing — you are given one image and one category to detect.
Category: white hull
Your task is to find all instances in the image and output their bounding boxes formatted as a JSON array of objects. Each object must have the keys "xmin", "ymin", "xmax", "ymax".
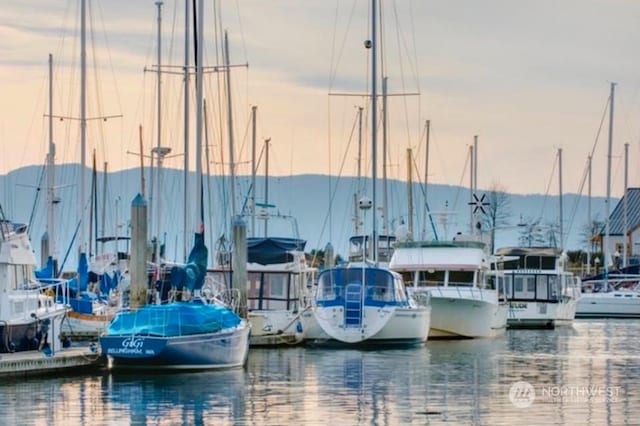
[
  {"xmin": 576, "ymin": 292, "xmax": 640, "ymax": 318},
  {"xmin": 428, "ymin": 288, "xmax": 507, "ymax": 338},
  {"xmin": 248, "ymin": 310, "xmax": 305, "ymax": 346},
  {"xmin": 301, "ymin": 305, "xmax": 431, "ymax": 346},
  {"xmin": 507, "ymin": 299, "xmax": 577, "ymax": 328}
]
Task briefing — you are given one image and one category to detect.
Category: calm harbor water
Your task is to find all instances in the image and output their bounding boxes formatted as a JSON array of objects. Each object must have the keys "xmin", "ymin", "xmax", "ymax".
[{"xmin": 1, "ymin": 319, "xmax": 639, "ymax": 425}]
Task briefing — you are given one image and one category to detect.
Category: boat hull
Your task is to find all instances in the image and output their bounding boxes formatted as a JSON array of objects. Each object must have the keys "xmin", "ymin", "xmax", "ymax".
[
  {"xmin": 507, "ymin": 299, "xmax": 577, "ymax": 329},
  {"xmin": 100, "ymin": 322, "xmax": 251, "ymax": 370},
  {"xmin": 301, "ymin": 306, "xmax": 430, "ymax": 347},
  {"xmin": 248, "ymin": 310, "xmax": 305, "ymax": 346},
  {"xmin": 428, "ymin": 288, "xmax": 507, "ymax": 338},
  {"xmin": 576, "ymin": 292, "xmax": 640, "ymax": 318}
]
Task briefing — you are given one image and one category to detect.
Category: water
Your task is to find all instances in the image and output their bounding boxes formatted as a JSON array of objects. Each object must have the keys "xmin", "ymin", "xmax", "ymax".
[{"xmin": 1, "ymin": 319, "xmax": 639, "ymax": 425}]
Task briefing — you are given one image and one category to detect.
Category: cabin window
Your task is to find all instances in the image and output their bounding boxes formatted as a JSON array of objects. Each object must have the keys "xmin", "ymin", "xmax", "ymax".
[
  {"xmin": 515, "ymin": 278, "xmax": 524, "ymax": 292},
  {"xmin": 418, "ymin": 270, "xmax": 445, "ymax": 287},
  {"xmin": 536, "ymin": 275, "xmax": 548, "ymax": 300},
  {"xmin": 505, "ymin": 276, "xmax": 513, "ymax": 298},
  {"xmin": 449, "ymin": 271, "xmax": 474, "ymax": 287}
]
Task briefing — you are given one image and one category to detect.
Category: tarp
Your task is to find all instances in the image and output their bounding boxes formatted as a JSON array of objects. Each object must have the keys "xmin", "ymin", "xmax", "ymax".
[
  {"xmin": 247, "ymin": 237, "xmax": 306, "ymax": 265},
  {"xmin": 105, "ymin": 301, "xmax": 241, "ymax": 337}
]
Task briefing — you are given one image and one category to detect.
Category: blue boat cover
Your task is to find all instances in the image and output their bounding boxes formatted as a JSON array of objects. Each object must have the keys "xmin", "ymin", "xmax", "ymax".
[
  {"xmin": 170, "ymin": 232, "xmax": 208, "ymax": 291},
  {"xmin": 105, "ymin": 301, "xmax": 241, "ymax": 337},
  {"xmin": 35, "ymin": 256, "xmax": 56, "ymax": 279},
  {"xmin": 247, "ymin": 237, "xmax": 306, "ymax": 265}
]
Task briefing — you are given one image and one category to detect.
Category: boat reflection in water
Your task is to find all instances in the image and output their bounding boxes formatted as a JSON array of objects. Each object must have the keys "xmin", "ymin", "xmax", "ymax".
[{"xmin": 1, "ymin": 321, "xmax": 640, "ymax": 424}]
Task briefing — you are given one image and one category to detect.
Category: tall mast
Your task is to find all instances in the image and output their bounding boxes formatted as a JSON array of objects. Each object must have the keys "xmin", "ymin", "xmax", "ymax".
[
  {"xmin": 605, "ymin": 82, "xmax": 615, "ymax": 276},
  {"xmin": 195, "ymin": 0, "xmax": 204, "ymax": 233},
  {"xmin": 47, "ymin": 54, "xmax": 57, "ymax": 264},
  {"xmin": 154, "ymin": 0, "xmax": 163, "ymax": 250},
  {"xmin": 224, "ymin": 31, "xmax": 237, "ymax": 217},
  {"xmin": 264, "ymin": 138, "xmax": 271, "ymax": 238},
  {"xmin": 558, "ymin": 148, "xmax": 563, "ymax": 250},
  {"xmin": 355, "ymin": 106, "xmax": 364, "ymax": 236},
  {"xmin": 422, "ymin": 120, "xmax": 430, "ymax": 240},
  {"xmin": 370, "ymin": 0, "xmax": 378, "ymax": 264},
  {"xmin": 623, "ymin": 142, "xmax": 629, "ymax": 268},
  {"xmin": 79, "ymin": 0, "xmax": 87, "ymax": 255},
  {"xmin": 183, "ymin": 0, "xmax": 190, "ymax": 260},
  {"xmin": 382, "ymin": 76, "xmax": 388, "ymax": 236},
  {"xmin": 407, "ymin": 148, "xmax": 413, "ymax": 236},
  {"xmin": 251, "ymin": 105, "xmax": 257, "ymax": 236}
]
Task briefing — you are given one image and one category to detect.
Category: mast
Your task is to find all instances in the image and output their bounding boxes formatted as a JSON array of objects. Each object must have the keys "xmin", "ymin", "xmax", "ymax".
[
  {"xmin": 46, "ymin": 54, "xmax": 57, "ymax": 264},
  {"xmin": 605, "ymin": 82, "xmax": 615, "ymax": 276},
  {"xmin": 558, "ymin": 148, "xmax": 563, "ymax": 250},
  {"xmin": 195, "ymin": 0, "xmax": 204, "ymax": 233},
  {"xmin": 407, "ymin": 148, "xmax": 413, "ymax": 236},
  {"xmin": 623, "ymin": 142, "xmax": 629, "ymax": 268},
  {"xmin": 382, "ymin": 76, "xmax": 389, "ymax": 236},
  {"xmin": 183, "ymin": 0, "xmax": 190, "ymax": 261},
  {"xmin": 251, "ymin": 105, "xmax": 257, "ymax": 237},
  {"xmin": 587, "ymin": 154, "xmax": 592, "ymax": 275},
  {"xmin": 468, "ymin": 144, "xmax": 474, "ymax": 233},
  {"xmin": 355, "ymin": 106, "xmax": 364, "ymax": 236},
  {"xmin": 224, "ymin": 31, "xmax": 237, "ymax": 217},
  {"xmin": 422, "ymin": 119, "xmax": 430, "ymax": 240},
  {"xmin": 79, "ymin": 0, "xmax": 87, "ymax": 255},
  {"xmin": 263, "ymin": 138, "xmax": 271, "ymax": 237},
  {"xmin": 370, "ymin": 0, "xmax": 378, "ymax": 265}
]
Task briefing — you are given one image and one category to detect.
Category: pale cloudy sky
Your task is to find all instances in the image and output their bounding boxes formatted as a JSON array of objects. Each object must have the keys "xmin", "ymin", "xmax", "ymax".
[{"xmin": 1, "ymin": 0, "xmax": 639, "ymax": 198}]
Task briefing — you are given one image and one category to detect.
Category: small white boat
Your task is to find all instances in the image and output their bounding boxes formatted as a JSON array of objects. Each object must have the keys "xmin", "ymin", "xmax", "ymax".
[
  {"xmin": 208, "ymin": 236, "xmax": 317, "ymax": 346},
  {"xmin": 389, "ymin": 240, "xmax": 508, "ymax": 338},
  {"xmin": 302, "ymin": 264, "xmax": 431, "ymax": 346},
  {"xmin": 0, "ymin": 216, "xmax": 103, "ymax": 377},
  {"xmin": 576, "ymin": 277, "xmax": 640, "ymax": 318},
  {"xmin": 494, "ymin": 247, "xmax": 582, "ymax": 328}
]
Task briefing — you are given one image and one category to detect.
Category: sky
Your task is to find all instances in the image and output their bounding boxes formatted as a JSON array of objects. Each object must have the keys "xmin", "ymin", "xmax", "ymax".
[{"xmin": 1, "ymin": 0, "xmax": 640, "ymax": 199}]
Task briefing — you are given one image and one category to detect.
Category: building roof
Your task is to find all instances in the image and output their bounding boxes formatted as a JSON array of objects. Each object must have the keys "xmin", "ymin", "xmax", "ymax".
[{"xmin": 608, "ymin": 188, "xmax": 640, "ymax": 236}]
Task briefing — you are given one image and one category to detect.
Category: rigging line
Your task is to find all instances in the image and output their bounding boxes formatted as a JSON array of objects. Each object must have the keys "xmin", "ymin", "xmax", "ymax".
[
  {"xmin": 27, "ymin": 162, "xmax": 46, "ymax": 237},
  {"xmin": 411, "ymin": 154, "xmax": 438, "ymax": 240},
  {"xmin": 328, "ymin": 0, "xmax": 359, "ymax": 90},
  {"xmin": 564, "ymin": 158, "xmax": 591, "ymax": 249},
  {"xmin": 314, "ymin": 118, "xmax": 360, "ymax": 257},
  {"xmin": 88, "ymin": 1, "xmax": 107, "ymax": 161},
  {"xmin": 452, "ymin": 145, "xmax": 470, "ymax": 213},
  {"xmin": 589, "ymin": 95, "xmax": 610, "ymax": 159},
  {"xmin": 538, "ymin": 151, "xmax": 559, "ymax": 222},
  {"xmin": 391, "ymin": 0, "xmax": 414, "ymax": 150},
  {"xmin": 233, "ymin": 0, "xmax": 249, "ymax": 62}
]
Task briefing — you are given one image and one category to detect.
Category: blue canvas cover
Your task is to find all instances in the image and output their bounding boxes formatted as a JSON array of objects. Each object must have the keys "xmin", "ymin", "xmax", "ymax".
[
  {"xmin": 170, "ymin": 232, "xmax": 208, "ymax": 291},
  {"xmin": 247, "ymin": 237, "xmax": 306, "ymax": 265},
  {"xmin": 105, "ymin": 301, "xmax": 241, "ymax": 337},
  {"xmin": 35, "ymin": 256, "xmax": 56, "ymax": 279}
]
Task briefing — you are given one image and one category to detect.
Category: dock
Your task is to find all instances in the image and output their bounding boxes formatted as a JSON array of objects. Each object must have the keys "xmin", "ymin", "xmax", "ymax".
[{"xmin": 0, "ymin": 347, "xmax": 106, "ymax": 379}]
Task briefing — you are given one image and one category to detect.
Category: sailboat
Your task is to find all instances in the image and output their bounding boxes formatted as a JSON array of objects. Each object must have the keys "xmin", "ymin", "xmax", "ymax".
[
  {"xmin": 99, "ymin": 0, "xmax": 250, "ymax": 370},
  {"xmin": 576, "ymin": 83, "xmax": 640, "ymax": 318},
  {"xmin": 302, "ymin": 0, "xmax": 431, "ymax": 347}
]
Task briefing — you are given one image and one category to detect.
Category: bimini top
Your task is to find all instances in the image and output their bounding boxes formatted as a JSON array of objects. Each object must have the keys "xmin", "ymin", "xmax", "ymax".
[
  {"xmin": 105, "ymin": 301, "xmax": 241, "ymax": 337},
  {"xmin": 247, "ymin": 237, "xmax": 306, "ymax": 265},
  {"xmin": 390, "ymin": 240, "xmax": 488, "ymax": 271}
]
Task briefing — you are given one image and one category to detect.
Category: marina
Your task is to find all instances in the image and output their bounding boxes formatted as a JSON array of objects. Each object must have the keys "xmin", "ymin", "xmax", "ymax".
[{"xmin": 1, "ymin": 0, "xmax": 640, "ymax": 423}]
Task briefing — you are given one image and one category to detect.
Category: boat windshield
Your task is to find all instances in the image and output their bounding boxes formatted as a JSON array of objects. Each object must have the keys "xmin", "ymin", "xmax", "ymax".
[{"xmin": 316, "ymin": 267, "xmax": 404, "ymax": 303}]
